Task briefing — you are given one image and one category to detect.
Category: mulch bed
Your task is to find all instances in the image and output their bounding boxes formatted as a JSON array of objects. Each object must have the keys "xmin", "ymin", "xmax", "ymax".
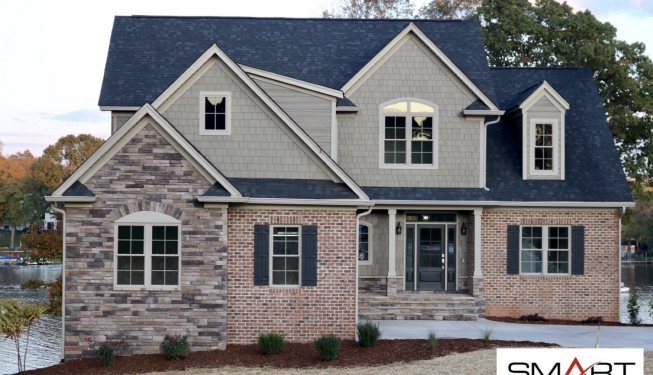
[
  {"xmin": 24, "ymin": 339, "xmax": 557, "ymax": 375},
  {"xmin": 487, "ymin": 316, "xmax": 653, "ymax": 327}
]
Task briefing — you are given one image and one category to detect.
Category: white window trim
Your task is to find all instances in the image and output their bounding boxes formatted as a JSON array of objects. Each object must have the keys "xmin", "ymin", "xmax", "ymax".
[
  {"xmin": 519, "ymin": 225, "xmax": 571, "ymax": 276},
  {"xmin": 378, "ymin": 98, "xmax": 439, "ymax": 169},
  {"xmin": 529, "ymin": 119, "xmax": 559, "ymax": 176},
  {"xmin": 269, "ymin": 225, "xmax": 302, "ymax": 288},
  {"xmin": 199, "ymin": 91, "xmax": 232, "ymax": 135},
  {"xmin": 113, "ymin": 222, "xmax": 181, "ymax": 291},
  {"xmin": 358, "ymin": 220, "xmax": 373, "ymax": 265}
]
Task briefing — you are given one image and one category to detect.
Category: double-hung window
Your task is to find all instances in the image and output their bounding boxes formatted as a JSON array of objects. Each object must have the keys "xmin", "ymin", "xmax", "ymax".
[
  {"xmin": 199, "ymin": 91, "xmax": 231, "ymax": 135},
  {"xmin": 271, "ymin": 226, "xmax": 300, "ymax": 286},
  {"xmin": 114, "ymin": 212, "xmax": 181, "ymax": 290},
  {"xmin": 380, "ymin": 100, "xmax": 438, "ymax": 169},
  {"xmin": 530, "ymin": 119, "xmax": 558, "ymax": 175},
  {"xmin": 520, "ymin": 226, "xmax": 570, "ymax": 275}
]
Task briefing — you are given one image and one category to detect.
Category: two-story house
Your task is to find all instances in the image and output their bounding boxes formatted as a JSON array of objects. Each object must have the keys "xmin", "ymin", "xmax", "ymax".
[{"xmin": 46, "ymin": 16, "xmax": 634, "ymax": 359}]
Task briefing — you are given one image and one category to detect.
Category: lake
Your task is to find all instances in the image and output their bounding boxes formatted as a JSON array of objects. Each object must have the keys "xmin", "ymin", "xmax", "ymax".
[
  {"xmin": 620, "ymin": 263, "xmax": 653, "ymax": 324},
  {"xmin": 0, "ymin": 265, "xmax": 61, "ymax": 375}
]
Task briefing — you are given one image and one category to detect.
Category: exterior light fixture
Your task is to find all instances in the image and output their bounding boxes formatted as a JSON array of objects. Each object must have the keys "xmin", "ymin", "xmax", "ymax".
[
  {"xmin": 461, "ymin": 222, "xmax": 467, "ymax": 235},
  {"xmin": 396, "ymin": 222, "xmax": 402, "ymax": 235}
]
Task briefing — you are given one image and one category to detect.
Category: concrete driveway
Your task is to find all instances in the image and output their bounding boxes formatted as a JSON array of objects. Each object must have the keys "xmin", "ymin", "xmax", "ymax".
[{"xmin": 372, "ymin": 319, "xmax": 653, "ymax": 350}]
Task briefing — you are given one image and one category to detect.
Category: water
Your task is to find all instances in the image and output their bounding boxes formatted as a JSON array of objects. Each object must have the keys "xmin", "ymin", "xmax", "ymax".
[
  {"xmin": 620, "ymin": 263, "xmax": 653, "ymax": 324},
  {"xmin": 0, "ymin": 265, "xmax": 62, "ymax": 375}
]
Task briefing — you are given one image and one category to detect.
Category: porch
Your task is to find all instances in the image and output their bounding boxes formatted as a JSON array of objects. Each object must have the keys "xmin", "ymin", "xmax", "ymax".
[{"xmin": 359, "ymin": 291, "xmax": 484, "ymax": 321}]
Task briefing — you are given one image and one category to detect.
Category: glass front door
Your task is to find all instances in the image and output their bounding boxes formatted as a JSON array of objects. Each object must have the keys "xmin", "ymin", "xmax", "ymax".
[{"xmin": 405, "ymin": 222, "xmax": 457, "ymax": 291}]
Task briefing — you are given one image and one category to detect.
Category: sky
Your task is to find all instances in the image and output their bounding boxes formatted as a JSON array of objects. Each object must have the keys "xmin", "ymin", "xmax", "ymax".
[{"xmin": 0, "ymin": 0, "xmax": 652, "ymax": 157}]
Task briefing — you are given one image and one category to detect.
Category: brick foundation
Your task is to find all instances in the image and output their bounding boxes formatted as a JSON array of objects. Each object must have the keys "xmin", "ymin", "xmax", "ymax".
[
  {"xmin": 227, "ymin": 209, "xmax": 357, "ymax": 344},
  {"xmin": 482, "ymin": 210, "xmax": 620, "ymax": 321}
]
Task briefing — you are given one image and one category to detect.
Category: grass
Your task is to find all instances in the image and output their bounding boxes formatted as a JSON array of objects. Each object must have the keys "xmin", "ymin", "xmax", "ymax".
[
  {"xmin": 480, "ymin": 327, "xmax": 493, "ymax": 342},
  {"xmin": 0, "ymin": 229, "xmax": 22, "ymax": 249},
  {"xmin": 427, "ymin": 330, "xmax": 438, "ymax": 350}
]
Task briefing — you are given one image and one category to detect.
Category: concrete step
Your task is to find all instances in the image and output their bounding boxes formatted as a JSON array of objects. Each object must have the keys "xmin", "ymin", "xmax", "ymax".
[
  {"xmin": 358, "ymin": 292, "xmax": 482, "ymax": 321},
  {"xmin": 359, "ymin": 312, "xmax": 479, "ymax": 321}
]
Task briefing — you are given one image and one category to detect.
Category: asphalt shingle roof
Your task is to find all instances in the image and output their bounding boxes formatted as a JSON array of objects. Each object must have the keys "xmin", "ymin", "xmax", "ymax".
[
  {"xmin": 62, "ymin": 181, "xmax": 95, "ymax": 197},
  {"xmin": 203, "ymin": 178, "xmax": 359, "ymax": 200},
  {"xmin": 99, "ymin": 16, "xmax": 497, "ymax": 107}
]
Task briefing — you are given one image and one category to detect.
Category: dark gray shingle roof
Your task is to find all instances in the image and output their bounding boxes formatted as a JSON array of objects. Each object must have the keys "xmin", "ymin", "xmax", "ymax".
[
  {"xmin": 62, "ymin": 181, "xmax": 95, "ymax": 197},
  {"xmin": 99, "ymin": 16, "xmax": 497, "ymax": 107},
  {"xmin": 203, "ymin": 178, "xmax": 359, "ymax": 200}
]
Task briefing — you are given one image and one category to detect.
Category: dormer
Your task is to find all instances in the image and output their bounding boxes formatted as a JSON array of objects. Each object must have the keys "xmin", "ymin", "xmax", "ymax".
[{"xmin": 509, "ymin": 81, "xmax": 569, "ymax": 180}]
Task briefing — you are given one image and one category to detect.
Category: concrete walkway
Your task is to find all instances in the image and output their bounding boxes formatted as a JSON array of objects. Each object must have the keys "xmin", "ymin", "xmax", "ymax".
[{"xmin": 372, "ymin": 319, "xmax": 653, "ymax": 350}]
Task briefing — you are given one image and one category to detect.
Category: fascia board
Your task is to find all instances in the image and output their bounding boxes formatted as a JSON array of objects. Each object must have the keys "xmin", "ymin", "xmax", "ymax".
[
  {"xmin": 520, "ymin": 81, "xmax": 570, "ymax": 111},
  {"xmin": 44, "ymin": 196, "xmax": 97, "ymax": 203},
  {"xmin": 369, "ymin": 200, "xmax": 635, "ymax": 208},
  {"xmin": 463, "ymin": 110, "xmax": 505, "ymax": 116},
  {"xmin": 99, "ymin": 106, "xmax": 140, "ymax": 111},
  {"xmin": 198, "ymin": 196, "xmax": 375, "ymax": 206},
  {"xmin": 240, "ymin": 65, "xmax": 343, "ymax": 99}
]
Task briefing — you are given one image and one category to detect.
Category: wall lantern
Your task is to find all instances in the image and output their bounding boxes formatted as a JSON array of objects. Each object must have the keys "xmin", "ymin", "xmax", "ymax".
[
  {"xmin": 461, "ymin": 222, "xmax": 467, "ymax": 235},
  {"xmin": 396, "ymin": 222, "xmax": 402, "ymax": 235}
]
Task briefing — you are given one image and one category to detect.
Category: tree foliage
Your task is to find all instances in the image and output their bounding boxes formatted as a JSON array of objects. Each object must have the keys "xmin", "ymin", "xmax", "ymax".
[
  {"xmin": 0, "ymin": 299, "xmax": 48, "ymax": 372},
  {"xmin": 21, "ymin": 277, "xmax": 62, "ymax": 316},
  {"xmin": 20, "ymin": 224, "xmax": 63, "ymax": 261},
  {"xmin": 0, "ymin": 150, "xmax": 36, "ymax": 185},
  {"xmin": 322, "ymin": 0, "xmax": 416, "ymax": 19},
  {"xmin": 418, "ymin": 0, "xmax": 481, "ymax": 20}
]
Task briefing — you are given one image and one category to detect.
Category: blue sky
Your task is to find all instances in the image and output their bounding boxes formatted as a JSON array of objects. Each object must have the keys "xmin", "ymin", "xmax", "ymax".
[{"xmin": 0, "ymin": 0, "xmax": 651, "ymax": 156}]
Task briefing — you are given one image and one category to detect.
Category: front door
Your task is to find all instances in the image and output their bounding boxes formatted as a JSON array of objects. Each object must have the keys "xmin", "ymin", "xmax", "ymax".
[{"xmin": 417, "ymin": 225, "xmax": 445, "ymax": 290}]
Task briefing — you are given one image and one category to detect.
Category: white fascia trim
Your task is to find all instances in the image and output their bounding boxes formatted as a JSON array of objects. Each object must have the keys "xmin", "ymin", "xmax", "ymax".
[
  {"xmin": 240, "ymin": 65, "xmax": 343, "ymax": 99},
  {"xmin": 519, "ymin": 81, "xmax": 570, "ymax": 112},
  {"xmin": 463, "ymin": 110, "xmax": 505, "ymax": 116},
  {"xmin": 51, "ymin": 104, "xmax": 242, "ymax": 198},
  {"xmin": 198, "ymin": 196, "xmax": 375, "ymax": 206},
  {"xmin": 196, "ymin": 196, "xmax": 250, "ymax": 203},
  {"xmin": 99, "ymin": 106, "xmax": 140, "ymax": 111},
  {"xmin": 341, "ymin": 22, "xmax": 498, "ymax": 111},
  {"xmin": 149, "ymin": 43, "xmax": 369, "ymax": 201},
  {"xmin": 370, "ymin": 200, "xmax": 636, "ymax": 208},
  {"xmin": 44, "ymin": 196, "xmax": 97, "ymax": 203}
]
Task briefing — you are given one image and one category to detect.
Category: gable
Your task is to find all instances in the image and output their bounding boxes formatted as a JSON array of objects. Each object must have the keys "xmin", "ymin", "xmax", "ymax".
[{"xmin": 159, "ymin": 58, "xmax": 337, "ymax": 181}]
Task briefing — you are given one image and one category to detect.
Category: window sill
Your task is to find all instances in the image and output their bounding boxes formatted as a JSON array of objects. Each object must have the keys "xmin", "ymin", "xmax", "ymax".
[
  {"xmin": 379, "ymin": 164, "xmax": 438, "ymax": 170},
  {"xmin": 199, "ymin": 129, "xmax": 231, "ymax": 136},
  {"xmin": 358, "ymin": 261, "xmax": 373, "ymax": 266},
  {"xmin": 518, "ymin": 274, "xmax": 573, "ymax": 279},
  {"xmin": 113, "ymin": 286, "xmax": 181, "ymax": 292}
]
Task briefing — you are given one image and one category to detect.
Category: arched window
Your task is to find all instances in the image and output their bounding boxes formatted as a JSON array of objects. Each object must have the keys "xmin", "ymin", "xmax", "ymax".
[
  {"xmin": 114, "ymin": 211, "xmax": 181, "ymax": 290},
  {"xmin": 379, "ymin": 99, "xmax": 438, "ymax": 168},
  {"xmin": 358, "ymin": 221, "xmax": 373, "ymax": 265}
]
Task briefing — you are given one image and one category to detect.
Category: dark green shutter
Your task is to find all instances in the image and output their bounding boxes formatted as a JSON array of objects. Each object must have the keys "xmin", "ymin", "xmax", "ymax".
[
  {"xmin": 253, "ymin": 224, "xmax": 269, "ymax": 285},
  {"xmin": 507, "ymin": 225, "xmax": 520, "ymax": 274},
  {"xmin": 302, "ymin": 225, "xmax": 318, "ymax": 286},
  {"xmin": 571, "ymin": 226, "xmax": 585, "ymax": 275}
]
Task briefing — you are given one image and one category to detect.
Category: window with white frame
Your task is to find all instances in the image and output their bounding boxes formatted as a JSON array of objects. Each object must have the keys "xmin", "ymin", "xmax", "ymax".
[
  {"xmin": 199, "ymin": 91, "xmax": 231, "ymax": 135},
  {"xmin": 530, "ymin": 119, "xmax": 558, "ymax": 174},
  {"xmin": 520, "ymin": 226, "xmax": 570, "ymax": 275},
  {"xmin": 271, "ymin": 226, "xmax": 300, "ymax": 286},
  {"xmin": 114, "ymin": 212, "xmax": 181, "ymax": 289},
  {"xmin": 358, "ymin": 221, "xmax": 373, "ymax": 265},
  {"xmin": 380, "ymin": 100, "xmax": 438, "ymax": 168}
]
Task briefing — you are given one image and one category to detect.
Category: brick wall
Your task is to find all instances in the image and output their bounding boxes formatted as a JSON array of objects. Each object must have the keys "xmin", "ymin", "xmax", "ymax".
[
  {"xmin": 482, "ymin": 210, "xmax": 620, "ymax": 321},
  {"xmin": 64, "ymin": 123, "xmax": 228, "ymax": 359},
  {"xmin": 227, "ymin": 209, "xmax": 357, "ymax": 344}
]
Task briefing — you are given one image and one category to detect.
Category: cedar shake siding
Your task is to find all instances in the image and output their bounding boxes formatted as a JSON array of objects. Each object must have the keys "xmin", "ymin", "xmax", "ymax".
[{"xmin": 64, "ymin": 124, "xmax": 228, "ymax": 359}]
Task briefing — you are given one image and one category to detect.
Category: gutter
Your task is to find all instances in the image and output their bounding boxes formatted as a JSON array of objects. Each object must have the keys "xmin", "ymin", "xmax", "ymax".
[
  {"xmin": 50, "ymin": 203, "xmax": 66, "ymax": 363},
  {"xmin": 355, "ymin": 206, "xmax": 374, "ymax": 338},
  {"xmin": 197, "ymin": 196, "xmax": 374, "ymax": 206},
  {"xmin": 619, "ymin": 206, "xmax": 626, "ymax": 323},
  {"xmin": 483, "ymin": 116, "xmax": 502, "ymax": 191},
  {"xmin": 45, "ymin": 196, "xmax": 97, "ymax": 203}
]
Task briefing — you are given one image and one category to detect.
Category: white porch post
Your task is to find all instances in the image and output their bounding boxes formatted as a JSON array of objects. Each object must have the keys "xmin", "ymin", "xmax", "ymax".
[
  {"xmin": 473, "ymin": 208, "xmax": 482, "ymax": 279},
  {"xmin": 388, "ymin": 209, "xmax": 397, "ymax": 277}
]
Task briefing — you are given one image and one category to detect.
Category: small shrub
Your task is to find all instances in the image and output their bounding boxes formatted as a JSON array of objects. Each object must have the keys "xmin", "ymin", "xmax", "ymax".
[
  {"xmin": 427, "ymin": 329, "xmax": 438, "ymax": 350},
  {"xmin": 582, "ymin": 316, "xmax": 603, "ymax": 324},
  {"xmin": 627, "ymin": 293, "xmax": 642, "ymax": 325},
  {"xmin": 481, "ymin": 327, "xmax": 493, "ymax": 342},
  {"xmin": 86, "ymin": 336, "xmax": 123, "ymax": 367},
  {"xmin": 314, "ymin": 334, "xmax": 341, "ymax": 361},
  {"xmin": 160, "ymin": 330, "xmax": 191, "ymax": 360},
  {"xmin": 258, "ymin": 332, "xmax": 285, "ymax": 355},
  {"xmin": 520, "ymin": 313, "xmax": 548, "ymax": 322},
  {"xmin": 356, "ymin": 321, "xmax": 382, "ymax": 348}
]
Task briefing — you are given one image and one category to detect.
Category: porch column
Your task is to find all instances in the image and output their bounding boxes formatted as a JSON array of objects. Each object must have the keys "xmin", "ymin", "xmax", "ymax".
[
  {"xmin": 472, "ymin": 208, "xmax": 484, "ymax": 299},
  {"xmin": 387, "ymin": 209, "xmax": 397, "ymax": 277}
]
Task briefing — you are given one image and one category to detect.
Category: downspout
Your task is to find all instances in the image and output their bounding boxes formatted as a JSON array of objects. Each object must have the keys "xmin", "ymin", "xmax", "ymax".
[
  {"xmin": 483, "ymin": 116, "xmax": 502, "ymax": 191},
  {"xmin": 355, "ymin": 206, "xmax": 374, "ymax": 335},
  {"xmin": 619, "ymin": 206, "xmax": 625, "ymax": 323},
  {"xmin": 50, "ymin": 203, "xmax": 66, "ymax": 363}
]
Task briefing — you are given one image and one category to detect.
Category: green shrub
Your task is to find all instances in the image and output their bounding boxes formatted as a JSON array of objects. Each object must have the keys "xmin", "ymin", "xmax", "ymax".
[
  {"xmin": 356, "ymin": 321, "xmax": 382, "ymax": 347},
  {"xmin": 628, "ymin": 293, "xmax": 642, "ymax": 325},
  {"xmin": 86, "ymin": 336, "xmax": 124, "ymax": 367},
  {"xmin": 427, "ymin": 329, "xmax": 438, "ymax": 350},
  {"xmin": 258, "ymin": 332, "xmax": 285, "ymax": 355},
  {"xmin": 314, "ymin": 334, "xmax": 341, "ymax": 360},
  {"xmin": 481, "ymin": 327, "xmax": 493, "ymax": 342},
  {"xmin": 160, "ymin": 330, "xmax": 191, "ymax": 360}
]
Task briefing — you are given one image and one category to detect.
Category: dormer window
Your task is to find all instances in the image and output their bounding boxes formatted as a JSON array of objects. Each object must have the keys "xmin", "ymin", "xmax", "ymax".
[
  {"xmin": 199, "ymin": 91, "xmax": 231, "ymax": 135},
  {"xmin": 379, "ymin": 99, "xmax": 438, "ymax": 169},
  {"xmin": 530, "ymin": 119, "xmax": 558, "ymax": 175}
]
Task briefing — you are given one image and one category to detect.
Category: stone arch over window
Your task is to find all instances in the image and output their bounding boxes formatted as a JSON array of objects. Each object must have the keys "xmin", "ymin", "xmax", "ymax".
[
  {"xmin": 378, "ymin": 98, "xmax": 439, "ymax": 169},
  {"xmin": 109, "ymin": 201, "xmax": 185, "ymax": 222}
]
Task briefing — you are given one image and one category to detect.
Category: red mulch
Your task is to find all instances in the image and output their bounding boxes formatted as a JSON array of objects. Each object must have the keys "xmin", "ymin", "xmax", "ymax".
[
  {"xmin": 24, "ymin": 339, "xmax": 557, "ymax": 375},
  {"xmin": 487, "ymin": 316, "xmax": 653, "ymax": 327}
]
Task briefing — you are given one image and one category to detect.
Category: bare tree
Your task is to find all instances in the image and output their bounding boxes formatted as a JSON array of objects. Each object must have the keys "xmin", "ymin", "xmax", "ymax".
[
  {"xmin": 322, "ymin": 0, "xmax": 416, "ymax": 19},
  {"xmin": 418, "ymin": 0, "xmax": 481, "ymax": 20}
]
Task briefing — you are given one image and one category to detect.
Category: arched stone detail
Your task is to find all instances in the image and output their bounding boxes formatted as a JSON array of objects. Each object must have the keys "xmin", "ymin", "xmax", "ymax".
[{"xmin": 109, "ymin": 201, "xmax": 185, "ymax": 222}]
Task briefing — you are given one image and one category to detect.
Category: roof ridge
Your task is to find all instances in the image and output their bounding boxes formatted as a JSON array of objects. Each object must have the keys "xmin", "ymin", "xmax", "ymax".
[{"xmin": 126, "ymin": 15, "xmax": 467, "ymax": 22}]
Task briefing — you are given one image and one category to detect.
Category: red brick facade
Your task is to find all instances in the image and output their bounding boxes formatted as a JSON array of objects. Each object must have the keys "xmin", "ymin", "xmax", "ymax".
[
  {"xmin": 227, "ymin": 209, "xmax": 357, "ymax": 344},
  {"xmin": 481, "ymin": 209, "xmax": 620, "ymax": 321}
]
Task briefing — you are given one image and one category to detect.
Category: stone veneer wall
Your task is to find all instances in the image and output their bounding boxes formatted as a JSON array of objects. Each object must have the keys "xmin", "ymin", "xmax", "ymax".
[
  {"xmin": 64, "ymin": 123, "xmax": 228, "ymax": 359},
  {"xmin": 227, "ymin": 209, "xmax": 357, "ymax": 344},
  {"xmin": 482, "ymin": 210, "xmax": 620, "ymax": 321}
]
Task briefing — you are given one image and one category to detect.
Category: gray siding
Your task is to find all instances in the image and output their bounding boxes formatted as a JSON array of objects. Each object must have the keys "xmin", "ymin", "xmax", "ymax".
[
  {"xmin": 253, "ymin": 79, "xmax": 334, "ymax": 155},
  {"xmin": 359, "ymin": 212, "xmax": 389, "ymax": 277},
  {"xmin": 112, "ymin": 112, "xmax": 135, "ymax": 133},
  {"xmin": 338, "ymin": 37, "xmax": 481, "ymax": 188},
  {"xmin": 524, "ymin": 95, "xmax": 564, "ymax": 179},
  {"xmin": 161, "ymin": 61, "xmax": 332, "ymax": 180}
]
